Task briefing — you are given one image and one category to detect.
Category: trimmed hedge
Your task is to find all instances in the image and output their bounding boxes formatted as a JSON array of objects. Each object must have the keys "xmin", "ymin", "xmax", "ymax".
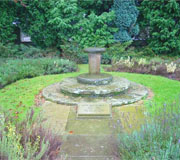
[{"xmin": 0, "ymin": 58, "xmax": 77, "ymax": 88}]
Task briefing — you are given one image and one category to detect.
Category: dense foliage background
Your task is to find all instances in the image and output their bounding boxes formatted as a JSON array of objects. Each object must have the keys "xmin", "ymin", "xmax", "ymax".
[
  {"xmin": 0, "ymin": 0, "xmax": 180, "ymax": 57},
  {"xmin": 139, "ymin": 0, "xmax": 180, "ymax": 55}
]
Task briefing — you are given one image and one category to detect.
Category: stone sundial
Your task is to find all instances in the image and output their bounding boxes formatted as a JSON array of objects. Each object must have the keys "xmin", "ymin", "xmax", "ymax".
[
  {"xmin": 42, "ymin": 47, "xmax": 148, "ymax": 119},
  {"xmin": 77, "ymin": 47, "xmax": 113, "ymax": 85}
]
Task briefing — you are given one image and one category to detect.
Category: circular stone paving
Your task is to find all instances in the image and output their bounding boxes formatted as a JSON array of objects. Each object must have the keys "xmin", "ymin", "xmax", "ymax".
[
  {"xmin": 42, "ymin": 77, "xmax": 148, "ymax": 106},
  {"xmin": 77, "ymin": 73, "xmax": 113, "ymax": 85},
  {"xmin": 59, "ymin": 77, "xmax": 130, "ymax": 96}
]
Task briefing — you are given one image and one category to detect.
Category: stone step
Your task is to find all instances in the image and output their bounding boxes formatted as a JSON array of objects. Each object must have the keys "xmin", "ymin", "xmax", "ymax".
[
  {"xmin": 60, "ymin": 77, "xmax": 130, "ymax": 97},
  {"xmin": 77, "ymin": 73, "xmax": 113, "ymax": 85},
  {"xmin": 42, "ymin": 79, "xmax": 148, "ymax": 106}
]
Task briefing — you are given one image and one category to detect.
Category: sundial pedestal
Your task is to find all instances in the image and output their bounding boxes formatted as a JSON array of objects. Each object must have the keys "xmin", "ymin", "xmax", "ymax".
[
  {"xmin": 77, "ymin": 47, "xmax": 113, "ymax": 86},
  {"xmin": 85, "ymin": 47, "xmax": 106, "ymax": 74},
  {"xmin": 88, "ymin": 53, "xmax": 101, "ymax": 74}
]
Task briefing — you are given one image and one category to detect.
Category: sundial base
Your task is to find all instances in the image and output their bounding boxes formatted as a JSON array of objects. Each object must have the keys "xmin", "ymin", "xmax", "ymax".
[{"xmin": 77, "ymin": 102, "xmax": 112, "ymax": 119}]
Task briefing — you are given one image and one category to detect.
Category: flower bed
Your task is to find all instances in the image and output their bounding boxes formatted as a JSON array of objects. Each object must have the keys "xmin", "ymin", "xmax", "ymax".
[
  {"xmin": 0, "ymin": 58, "xmax": 77, "ymax": 88},
  {"xmin": 106, "ymin": 57, "xmax": 180, "ymax": 81}
]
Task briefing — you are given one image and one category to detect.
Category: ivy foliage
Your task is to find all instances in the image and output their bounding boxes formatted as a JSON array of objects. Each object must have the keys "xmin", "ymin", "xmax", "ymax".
[
  {"xmin": 140, "ymin": 0, "xmax": 180, "ymax": 54},
  {"xmin": 19, "ymin": 1, "xmax": 56, "ymax": 48},
  {"xmin": 112, "ymin": 0, "xmax": 139, "ymax": 42},
  {"xmin": 0, "ymin": 1, "xmax": 17, "ymax": 44}
]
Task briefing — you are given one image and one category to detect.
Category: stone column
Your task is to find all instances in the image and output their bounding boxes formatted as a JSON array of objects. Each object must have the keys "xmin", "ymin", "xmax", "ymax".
[
  {"xmin": 88, "ymin": 53, "xmax": 101, "ymax": 74},
  {"xmin": 84, "ymin": 47, "xmax": 106, "ymax": 74}
]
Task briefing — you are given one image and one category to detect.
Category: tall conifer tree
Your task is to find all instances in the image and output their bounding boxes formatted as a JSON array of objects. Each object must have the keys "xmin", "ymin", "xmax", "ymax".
[{"xmin": 112, "ymin": 0, "xmax": 139, "ymax": 42}]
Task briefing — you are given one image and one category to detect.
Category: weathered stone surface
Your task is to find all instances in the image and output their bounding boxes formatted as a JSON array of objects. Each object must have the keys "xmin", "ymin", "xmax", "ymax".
[
  {"xmin": 59, "ymin": 135, "xmax": 117, "ymax": 159},
  {"xmin": 41, "ymin": 101, "xmax": 70, "ymax": 135},
  {"xmin": 77, "ymin": 102, "xmax": 112, "ymax": 118},
  {"xmin": 77, "ymin": 73, "xmax": 113, "ymax": 85},
  {"xmin": 84, "ymin": 47, "xmax": 106, "ymax": 74},
  {"xmin": 84, "ymin": 47, "xmax": 106, "ymax": 54},
  {"xmin": 42, "ymin": 77, "xmax": 148, "ymax": 106},
  {"xmin": 59, "ymin": 77, "xmax": 130, "ymax": 96},
  {"xmin": 89, "ymin": 53, "xmax": 101, "ymax": 74}
]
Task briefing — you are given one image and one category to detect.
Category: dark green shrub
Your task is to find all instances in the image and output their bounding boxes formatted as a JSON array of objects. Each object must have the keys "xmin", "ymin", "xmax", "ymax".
[
  {"xmin": 101, "ymin": 53, "xmax": 112, "ymax": 64},
  {"xmin": 0, "ymin": 43, "xmax": 60, "ymax": 58},
  {"xmin": 72, "ymin": 11, "xmax": 117, "ymax": 47},
  {"xmin": 140, "ymin": 0, "xmax": 180, "ymax": 55},
  {"xmin": 107, "ymin": 42, "xmax": 132, "ymax": 60},
  {"xmin": 0, "ymin": 2, "xmax": 17, "ymax": 44},
  {"xmin": 0, "ymin": 58, "xmax": 77, "ymax": 88},
  {"xmin": 0, "ymin": 43, "xmax": 12, "ymax": 57},
  {"xmin": 60, "ymin": 41, "xmax": 86, "ymax": 63}
]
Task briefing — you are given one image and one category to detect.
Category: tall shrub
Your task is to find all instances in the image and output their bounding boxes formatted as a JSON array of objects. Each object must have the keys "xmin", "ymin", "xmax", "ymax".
[
  {"xmin": 18, "ymin": 1, "xmax": 56, "ymax": 48},
  {"xmin": 0, "ymin": 1, "xmax": 17, "ymax": 44},
  {"xmin": 112, "ymin": 0, "xmax": 139, "ymax": 42},
  {"xmin": 49, "ymin": 0, "xmax": 116, "ymax": 48},
  {"xmin": 140, "ymin": 0, "xmax": 180, "ymax": 55}
]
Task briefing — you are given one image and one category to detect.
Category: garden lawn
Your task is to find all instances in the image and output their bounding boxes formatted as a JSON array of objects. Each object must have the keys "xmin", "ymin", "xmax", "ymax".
[{"xmin": 0, "ymin": 64, "xmax": 180, "ymax": 120}]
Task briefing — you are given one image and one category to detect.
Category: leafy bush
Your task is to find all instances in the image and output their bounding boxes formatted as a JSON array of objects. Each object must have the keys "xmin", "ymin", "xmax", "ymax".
[
  {"xmin": 0, "ymin": 43, "xmax": 12, "ymax": 57},
  {"xmin": 117, "ymin": 101, "xmax": 180, "ymax": 159},
  {"xmin": 101, "ymin": 53, "xmax": 112, "ymax": 64},
  {"xmin": 0, "ymin": 58, "xmax": 77, "ymax": 88},
  {"xmin": 0, "ymin": 43, "xmax": 60, "ymax": 58},
  {"xmin": 60, "ymin": 41, "xmax": 86, "ymax": 63},
  {"xmin": 140, "ymin": 0, "xmax": 180, "ymax": 55},
  {"xmin": 72, "ymin": 11, "xmax": 117, "ymax": 47},
  {"xmin": 0, "ymin": 2, "xmax": 17, "ymax": 44},
  {"xmin": 0, "ymin": 108, "xmax": 62, "ymax": 160},
  {"xmin": 107, "ymin": 41, "xmax": 132, "ymax": 61}
]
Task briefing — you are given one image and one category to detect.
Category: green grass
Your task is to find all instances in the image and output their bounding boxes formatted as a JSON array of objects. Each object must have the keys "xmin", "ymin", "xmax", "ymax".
[{"xmin": 0, "ymin": 64, "xmax": 180, "ymax": 120}]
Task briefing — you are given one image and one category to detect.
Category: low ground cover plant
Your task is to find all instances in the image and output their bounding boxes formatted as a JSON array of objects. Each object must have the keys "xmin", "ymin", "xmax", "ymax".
[
  {"xmin": 106, "ymin": 57, "xmax": 180, "ymax": 81},
  {"xmin": 118, "ymin": 100, "xmax": 180, "ymax": 159},
  {"xmin": 0, "ymin": 108, "xmax": 61, "ymax": 160},
  {"xmin": 0, "ymin": 58, "xmax": 77, "ymax": 88}
]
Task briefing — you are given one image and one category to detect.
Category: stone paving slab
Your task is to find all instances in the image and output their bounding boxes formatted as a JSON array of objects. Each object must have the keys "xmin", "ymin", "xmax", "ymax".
[
  {"xmin": 65, "ymin": 107, "xmax": 117, "ymax": 135},
  {"xmin": 41, "ymin": 101, "xmax": 70, "ymax": 135},
  {"xmin": 59, "ymin": 135, "xmax": 118, "ymax": 158},
  {"xmin": 67, "ymin": 156, "xmax": 118, "ymax": 160},
  {"xmin": 77, "ymin": 102, "xmax": 112, "ymax": 118}
]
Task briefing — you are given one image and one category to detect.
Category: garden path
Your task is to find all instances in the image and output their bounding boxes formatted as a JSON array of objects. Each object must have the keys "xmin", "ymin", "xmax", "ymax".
[{"xmin": 41, "ymin": 100, "xmax": 146, "ymax": 160}]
